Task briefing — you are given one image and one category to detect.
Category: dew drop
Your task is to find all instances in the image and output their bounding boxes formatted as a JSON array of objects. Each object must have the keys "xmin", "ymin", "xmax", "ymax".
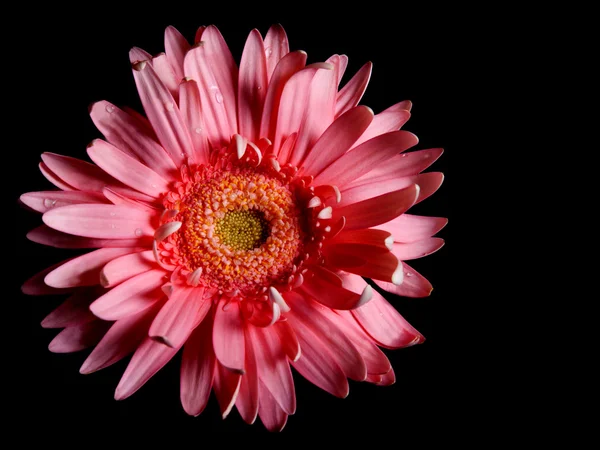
[
  {"xmin": 43, "ymin": 199, "xmax": 57, "ymax": 208},
  {"xmin": 265, "ymin": 47, "xmax": 273, "ymax": 58},
  {"xmin": 109, "ymin": 212, "xmax": 116, "ymax": 217},
  {"xmin": 135, "ymin": 228, "xmax": 143, "ymax": 237},
  {"xmin": 164, "ymin": 101, "xmax": 175, "ymax": 112},
  {"xmin": 215, "ymin": 92, "xmax": 224, "ymax": 104},
  {"xmin": 406, "ymin": 272, "xmax": 413, "ymax": 277},
  {"xmin": 151, "ymin": 184, "xmax": 157, "ymax": 188},
  {"xmin": 194, "ymin": 127, "xmax": 203, "ymax": 134},
  {"xmin": 257, "ymin": 85, "xmax": 262, "ymax": 90},
  {"xmin": 401, "ymin": 153, "xmax": 408, "ymax": 158},
  {"xmin": 105, "ymin": 104, "xmax": 115, "ymax": 114},
  {"xmin": 110, "ymin": 224, "xmax": 116, "ymax": 229}
]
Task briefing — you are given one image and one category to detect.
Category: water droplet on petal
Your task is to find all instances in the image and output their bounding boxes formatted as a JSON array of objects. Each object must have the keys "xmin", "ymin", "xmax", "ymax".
[
  {"xmin": 257, "ymin": 85, "xmax": 262, "ymax": 90},
  {"xmin": 215, "ymin": 92, "xmax": 223, "ymax": 104},
  {"xmin": 265, "ymin": 46, "xmax": 273, "ymax": 58},
  {"xmin": 401, "ymin": 153, "xmax": 408, "ymax": 158},
  {"xmin": 406, "ymin": 272, "xmax": 413, "ymax": 277},
  {"xmin": 194, "ymin": 127, "xmax": 203, "ymax": 134},
  {"xmin": 151, "ymin": 184, "xmax": 157, "ymax": 188},
  {"xmin": 111, "ymin": 224, "xmax": 116, "ymax": 229},
  {"xmin": 164, "ymin": 101, "xmax": 175, "ymax": 112},
  {"xmin": 109, "ymin": 212, "xmax": 116, "ymax": 217},
  {"xmin": 135, "ymin": 228, "xmax": 143, "ymax": 237},
  {"xmin": 43, "ymin": 199, "xmax": 57, "ymax": 208},
  {"xmin": 105, "ymin": 104, "xmax": 115, "ymax": 114}
]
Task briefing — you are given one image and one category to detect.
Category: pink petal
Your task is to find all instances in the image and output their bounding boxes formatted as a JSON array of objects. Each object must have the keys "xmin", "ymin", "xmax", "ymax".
[
  {"xmin": 102, "ymin": 187, "xmax": 159, "ymax": 213},
  {"xmin": 323, "ymin": 243, "xmax": 402, "ymax": 284},
  {"xmin": 90, "ymin": 269, "xmax": 167, "ymax": 321},
  {"xmin": 259, "ymin": 51, "xmax": 307, "ymax": 143},
  {"xmin": 87, "ymin": 139, "xmax": 170, "ymax": 198},
  {"xmin": 264, "ymin": 24, "xmax": 290, "ymax": 81},
  {"xmin": 45, "ymin": 247, "xmax": 138, "ymax": 288},
  {"xmin": 100, "ymin": 250, "xmax": 156, "ymax": 288},
  {"xmin": 348, "ymin": 279, "xmax": 424, "ymax": 349},
  {"xmin": 340, "ymin": 172, "xmax": 444, "ymax": 207},
  {"xmin": 289, "ymin": 65, "xmax": 337, "ymax": 167},
  {"xmin": 327, "ymin": 54, "xmax": 346, "ymax": 87},
  {"xmin": 374, "ymin": 262, "xmax": 433, "ymax": 298},
  {"xmin": 258, "ymin": 380, "xmax": 288, "ymax": 432},
  {"xmin": 238, "ymin": 29, "xmax": 268, "ymax": 143},
  {"xmin": 41, "ymin": 288, "xmax": 100, "ymax": 329},
  {"xmin": 152, "ymin": 53, "xmax": 179, "ymax": 101},
  {"xmin": 290, "ymin": 316, "xmax": 349, "ymax": 398},
  {"xmin": 350, "ymin": 148, "xmax": 444, "ymax": 186},
  {"xmin": 178, "ymin": 79, "xmax": 210, "ymax": 165},
  {"xmin": 286, "ymin": 293, "xmax": 367, "ymax": 381},
  {"xmin": 213, "ymin": 300, "xmax": 245, "ymax": 374},
  {"xmin": 132, "ymin": 60, "xmax": 192, "ymax": 167},
  {"xmin": 250, "ymin": 325, "xmax": 296, "ymax": 414},
  {"xmin": 333, "ymin": 184, "xmax": 419, "ymax": 230},
  {"xmin": 20, "ymin": 191, "xmax": 107, "ymax": 214},
  {"xmin": 164, "ymin": 25, "xmax": 190, "ymax": 81},
  {"xmin": 149, "ymin": 286, "xmax": 209, "ymax": 348},
  {"xmin": 350, "ymin": 110, "xmax": 411, "ymax": 150},
  {"xmin": 335, "ymin": 61, "xmax": 372, "ymax": 117},
  {"xmin": 274, "ymin": 320, "xmax": 301, "ymax": 362},
  {"xmin": 27, "ymin": 225, "xmax": 148, "ymax": 249},
  {"xmin": 49, "ymin": 321, "xmax": 111, "ymax": 354},
  {"xmin": 89, "ymin": 101, "xmax": 177, "ymax": 179},
  {"xmin": 313, "ymin": 130, "xmax": 418, "ymax": 188},
  {"xmin": 194, "ymin": 26, "xmax": 206, "ymax": 44},
  {"xmin": 329, "ymin": 228, "xmax": 393, "ymax": 250},
  {"xmin": 384, "ymin": 100, "xmax": 412, "ymax": 112},
  {"xmin": 39, "ymin": 162, "xmax": 75, "ymax": 191},
  {"xmin": 376, "ymin": 214, "xmax": 448, "ymax": 243},
  {"xmin": 114, "ymin": 337, "xmax": 180, "ymax": 400},
  {"xmin": 213, "ymin": 362, "xmax": 242, "ymax": 419},
  {"xmin": 299, "ymin": 265, "xmax": 372, "ymax": 310},
  {"xmin": 365, "ymin": 374, "xmax": 383, "ymax": 384},
  {"xmin": 391, "ymin": 238, "xmax": 445, "ymax": 261},
  {"xmin": 43, "ymin": 204, "xmax": 156, "ymax": 239},
  {"xmin": 22, "ymin": 260, "xmax": 75, "ymax": 296},
  {"xmin": 377, "ymin": 367, "xmax": 396, "ymax": 386},
  {"xmin": 181, "ymin": 313, "xmax": 215, "ymax": 416},
  {"xmin": 80, "ymin": 300, "xmax": 163, "ymax": 374},
  {"xmin": 129, "ymin": 47, "xmax": 151, "ymax": 64},
  {"xmin": 301, "ymin": 105, "xmax": 374, "ymax": 176},
  {"xmin": 236, "ymin": 325, "xmax": 259, "ymax": 424}
]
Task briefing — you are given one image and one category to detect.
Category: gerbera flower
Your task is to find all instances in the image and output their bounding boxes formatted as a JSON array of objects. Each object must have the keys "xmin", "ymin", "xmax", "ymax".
[{"xmin": 20, "ymin": 24, "xmax": 446, "ymax": 431}]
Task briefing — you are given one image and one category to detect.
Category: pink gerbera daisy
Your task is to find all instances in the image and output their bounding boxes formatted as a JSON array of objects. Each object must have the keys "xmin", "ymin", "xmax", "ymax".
[{"xmin": 20, "ymin": 24, "xmax": 446, "ymax": 431}]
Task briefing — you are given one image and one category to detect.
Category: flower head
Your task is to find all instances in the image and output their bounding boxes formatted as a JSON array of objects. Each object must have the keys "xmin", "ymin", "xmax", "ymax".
[{"xmin": 21, "ymin": 24, "xmax": 446, "ymax": 431}]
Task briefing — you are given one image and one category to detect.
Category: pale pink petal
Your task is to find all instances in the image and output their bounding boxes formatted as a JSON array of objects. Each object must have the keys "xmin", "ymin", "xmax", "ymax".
[
  {"xmin": 87, "ymin": 139, "xmax": 170, "ymax": 198},
  {"xmin": 213, "ymin": 300, "xmax": 245, "ymax": 374},
  {"xmin": 114, "ymin": 337, "xmax": 180, "ymax": 400},
  {"xmin": 164, "ymin": 25, "xmax": 190, "ymax": 81},
  {"xmin": 89, "ymin": 101, "xmax": 177, "ymax": 179},
  {"xmin": 259, "ymin": 51, "xmax": 307, "ymax": 143},
  {"xmin": 27, "ymin": 225, "xmax": 148, "ymax": 249},
  {"xmin": 152, "ymin": 53, "xmax": 179, "ymax": 101},
  {"xmin": 391, "ymin": 238, "xmax": 445, "ymax": 261},
  {"xmin": 49, "ymin": 321, "xmax": 111, "ymax": 353},
  {"xmin": 213, "ymin": 362, "xmax": 242, "ymax": 419},
  {"xmin": 264, "ymin": 24, "xmax": 289, "ymax": 80},
  {"xmin": 90, "ymin": 269, "xmax": 167, "ymax": 320},
  {"xmin": 384, "ymin": 100, "xmax": 412, "ymax": 112},
  {"xmin": 290, "ymin": 317, "xmax": 349, "ymax": 398},
  {"xmin": 275, "ymin": 133, "xmax": 298, "ymax": 166},
  {"xmin": 149, "ymin": 286, "xmax": 209, "ymax": 348},
  {"xmin": 350, "ymin": 110, "xmax": 411, "ymax": 150},
  {"xmin": 236, "ymin": 325, "xmax": 259, "ymax": 424},
  {"xmin": 274, "ymin": 320, "xmax": 301, "ymax": 362},
  {"xmin": 376, "ymin": 214, "xmax": 448, "ymax": 243},
  {"xmin": 258, "ymin": 380, "xmax": 288, "ymax": 432},
  {"xmin": 41, "ymin": 288, "xmax": 100, "ymax": 329},
  {"xmin": 45, "ymin": 247, "xmax": 138, "ymax": 288},
  {"xmin": 326, "ymin": 54, "xmax": 346, "ymax": 87},
  {"xmin": 286, "ymin": 293, "xmax": 367, "ymax": 381},
  {"xmin": 238, "ymin": 29, "xmax": 268, "ymax": 143},
  {"xmin": 20, "ymin": 190, "xmax": 107, "ymax": 214},
  {"xmin": 181, "ymin": 313, "xmax": 215, "ymax": 416},
  {"xmin": 43, "ymin": 204, "xmax": 156, "ymax": 239},
  {"xmin": 335, "ymin": 62, "xmax": 372, "ymax": 117},
  {"xmin": 323, "ymin": 243, "xmax": 402, "ymax": 284},
  {"xmin": 340, "ymin": 172, "xmax": 444, "ymax": 207},
  {"xmin": 377, "ymin": 368, "xmax": 396, "ymax": 386},
  {"xmin": 194, "ymin": 26, "xmax": 206, "ymax": 44},
  {"xmin": 129, "ymin": 47, "xmax": 151, "ymax": 63},
  {"xmin": 300, "ymin": 105, "xmax": 374, "ymax": 176},
  {"xmin": 313, "ymin": 130, "xmax": 418, "ymax": 188},
  {"xmin": 178, "ymin": 79, "xmax": 210, "ymax": 165},
  {"xmin": 289, "ymin": 65, "xmax": 337, "ymax": 166},
  {"xmin": 132, "ymin": 61, "xmax": 192, "ymax": 167},
  {"xmin": 102, "ymin": 187, "xmax": 159, "ymax": 213},
  {"xmin": 329, "ymin": 228, "xmax": 393, "ymax": 250},
  {"xmin": 22, "ymin": 260, "xmax": 75, "ymax": 296},
  {"xmin": 299, "ymin": 265, "xmax": 372, "ymax": 310},
  {"xmin": 39, "ymin": 162, "xmax": 75, "ymax": 191},
  {"xmin": 80, "ymin": 300, "xmax": 163, "ymax": 374},
  {"xmin": 333, "ymin": 184, "xmax": 419, "ymax": 230},
  {"xmin": 100, "ymin": 250, "xmax": 156, "ymax": 288},
  {"xmin": 374, "ymin": 262, "xmax": 433, "ymax": 298},
  {"xmin": 251, "ymin": 325, "xmax": 296, "ymax": 414}
]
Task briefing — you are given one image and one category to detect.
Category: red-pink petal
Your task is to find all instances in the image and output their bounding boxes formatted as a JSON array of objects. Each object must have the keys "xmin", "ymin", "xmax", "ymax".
[
  {"xmin": 41, "ymin": 288, "xmax": 100, "ymax": 329},
  {"xmin": 333, "ymin": 184, "xmax": 419, "ymax": 230},
  {"xmin": 350, "ymin": 110, "xmax": 411, "ymax": 150},
  {"xmin": 178, "ymin": 79, "xmax": 210, "ymax": 165},
  {"xmin": 213, "ymin": 362, "xmax": 242, "ymax": 419},
  {"xmin": 274, "ymin": 321, "xmax": 301, "ymax": 362},
  {"xmin": 43, "ymin": 204, "xmax": 156, "ymax": 239},
  {"xmin": 39, "ymin": 162, "xmax": 75, "ymax": 191},
  {"xmin": 149, "ymin": 286, "xmax": 209, "ymax": 349},
  {"xmin": 323, "ymin": 243, "xmax": 402, "ymax": 284},
  {"xmin": 376, "ymin": 214, "xmax": 448, "ymax": 243},
  {"xmin": 27, "ymin": 225, "xmax": 148, "ymax": 249},
  {"xmin": 335, "ymin": 61, "xmax": 372, "ymax": 117},
  {"xmin": 129, "ymin": 47, "xmax": 151, "ymax": 64},
  {"xmin": 264, "ymin": 24, "xmax": 290, "ymax": 81},
  {"xmin": 90, "ymin": 269, "xmax": 167, "ymax": 320},
  {"xmin": 20, "ymin": 191, "xmax": 107, "ymax": 214},
  {"xmin": 100, "ymin": 250, "xmax": 156, "ymax": 288},
  {"xmin": 384, "ymin": 100, "xmax": 413, "ymax": 112},
  {"xmin": 257, "ymin": 380, "xmax": 288, "ymax": 432},
  {"xmin": 374, "ymin": 262, "xmax": 433, "ymax": 298},
  {"xmin": 181, "ymin": 313, "xmax": 215, "ymax": 416},
  {"xmin": 213, "ymin": 300, "xmax": 245, "ymax": 374},
  {"xmin": 152, "ymin": 53, "xmax": 179, "ymax": 100},
  {"xmin": 299, "ymin": 265, "xmax": 372, "ymax": 310},
  {"xmin": 45, "ymin": 247, "xmax": 137, "ymax": 288},
  {"xmin": 235, "ymin": 325, "xmax": 259, "ymax": 424},
  {"xmin": 22, "ymin": 260, "xmax": 75, "ymax": 296},
  {"xmin": 49, "ymin": 321, "xmax": 111, "ymax": 354},
  {"xmin": 391, "ymin": 238, "xmax": 445, "ymax": 261},
  {"xmin": 377, "ymin": 367, "xmax": 396, "ymax": 386},
  {"xmin": 164, "ymin": 26, "xmax": 190, "ymax": 81},
  {"xmin": 330, "ymin": 228, "xmax": 393, "ymax": 250},
  {"xmin": 238, "ymin": 29, "xmax": 268, "ymax": 143}
]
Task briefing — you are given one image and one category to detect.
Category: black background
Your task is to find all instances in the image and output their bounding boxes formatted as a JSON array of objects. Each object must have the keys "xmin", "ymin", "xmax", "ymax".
[{"xmin": 9, "ymin": 5, "xmax": 473, "ymax": 436}]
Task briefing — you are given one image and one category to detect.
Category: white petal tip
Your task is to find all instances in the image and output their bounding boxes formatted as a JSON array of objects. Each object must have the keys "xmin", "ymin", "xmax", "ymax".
[
  {"xmin": 385, "ymin": 235, "xmax": 395, "ymax": 251},
  {"xmin": 269, "ymin": 287, "xmax": 291, "ymax": 313},
  {"xmin": 392, "ymin": 266, "xmax": 404, "ymax": 286},
  {"xmin": 150, "ymin": 335, "xmax": 175, "ymax": 348},
  {"xmin": 154, "ymin": 221, "xmax": 182, "ymax": 242},
  {"xmin": 317, "ymin": 206, "xmax": 333, "ymax": 220},
  {"xmin": 307, "ymin": 197, "xmax": 322, "ymax": 208},
  {"xmin": 357, "ymin": 285, "xmax": 373, "ymax": 308},
  {"xmin": 132, "ymin": 60, "xmax": 148, "ymax": 71}
]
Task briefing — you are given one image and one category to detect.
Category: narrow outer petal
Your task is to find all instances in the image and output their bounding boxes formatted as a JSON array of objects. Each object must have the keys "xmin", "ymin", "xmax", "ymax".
[
  {"xmin": 213, "ymin": 300, "xmax": 245, "ymax": 374},
  {"xmin": 264, "ymin": 24, "xmax": 290, "ymax": 80}
]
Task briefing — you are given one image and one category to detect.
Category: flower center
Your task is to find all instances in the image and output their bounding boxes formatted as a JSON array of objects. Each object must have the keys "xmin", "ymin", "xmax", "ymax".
[{"xmin": 214, "ymin": 209, "xmax": 269, "ymax": 251}]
